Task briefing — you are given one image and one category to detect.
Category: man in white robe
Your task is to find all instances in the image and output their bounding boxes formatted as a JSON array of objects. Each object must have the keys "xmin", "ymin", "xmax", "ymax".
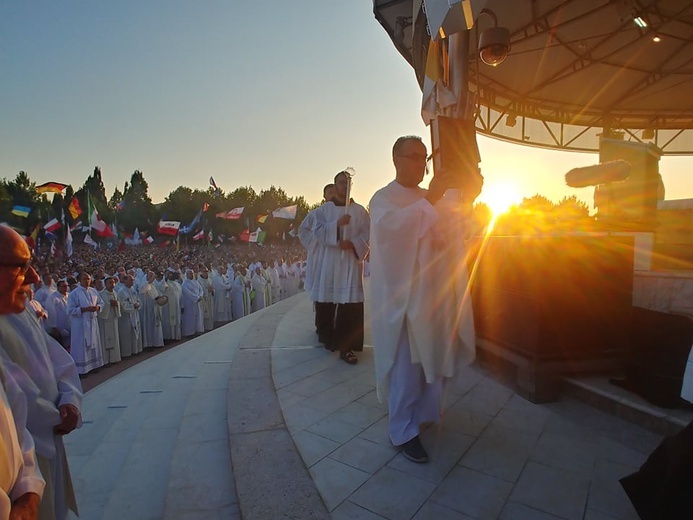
[
  {"xmin": 267, "ymin": 263, "xmax": 281, "ymax": 304},
  {"xmin": 45, "ymin": 280, "xmax": 70, "ymax": 351},
  {"xmin": 311, "ymin": 170, "xmax": 370, "ymax": 365},
  {"xmin": 97, "ymin": 277, "xmax": 121, "ymax": 365},
  {"xmin": 180, "ymin": 270, "xmax": 204, "ymax": 337},
  {"xmin": 250, "ymin": 267, "xmax": 267, "ymax": 313},
  {"xmin": 33, "ymin": 273, "xmax": 55, "ymax": 308},
  {"xmin": 0, "ymin": 225, "xmax": 82, "ymax": 520},
  {"xmin": 300, "ymin": 184, "xmax": 336, "ymax": 346},
  {"xmin": 139, "ymin": 272, "xmax": 164, "ymax": 349},
  {"xmin": 369, "ymin": 135, "xmax": 479, "ymax": 463},
  {"xmin": 67, "ymin": 272, "xmax": 105, "ymax": 375},
  {"xmin": 116, "ymin": 275, "xmax": 142, "ymax": 357},
  {"xmin": 211, "ymin": 265, "xmax": 233, "ymax": 323},
  {"xmin": 232, "ymin": 266, "xmax": 250, "ymax": 319},
  {"xmin": 164, "ymin": 272, "xmax": 182, "ymax": 341},
  {"xmin": 197, "ymin": 267, "xmax": 215, "ymax": 331},
  {"xmin": 276, "ymin": 260, "xmax": 288, "ymax": 301},
  {"xmin": 0, "ymin": 351, "xmax": 45, "ymax": 520}
]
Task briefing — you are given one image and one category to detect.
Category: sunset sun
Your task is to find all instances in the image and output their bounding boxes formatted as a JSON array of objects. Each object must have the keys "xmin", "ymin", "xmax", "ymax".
[{"xmin": 481, "ymin": 183, "xmax": 520, "ymax": 216}]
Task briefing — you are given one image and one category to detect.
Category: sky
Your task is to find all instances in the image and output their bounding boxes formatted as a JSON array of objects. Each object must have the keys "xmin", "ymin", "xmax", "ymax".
[{"xmin": 2, "ymin": 1, "xmax": 691, "ymax": 213}]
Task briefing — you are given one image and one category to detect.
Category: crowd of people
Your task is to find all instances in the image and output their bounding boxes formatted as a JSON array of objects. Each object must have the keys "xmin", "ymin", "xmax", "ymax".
[{"xmin": 28, "ymin": 242, "xmax": 308, "ymax": 376}]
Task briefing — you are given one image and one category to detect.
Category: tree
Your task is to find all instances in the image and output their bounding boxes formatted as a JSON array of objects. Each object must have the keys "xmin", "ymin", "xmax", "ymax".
[{"xmin": 117, "ymin": 170, "xmax": 157, "ymax": 234}]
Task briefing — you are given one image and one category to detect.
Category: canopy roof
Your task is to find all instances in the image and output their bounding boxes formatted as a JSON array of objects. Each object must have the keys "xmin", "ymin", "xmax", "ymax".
[{"xmin": 374, "ymin": 0, "xmax": 693, "ymax": 154}]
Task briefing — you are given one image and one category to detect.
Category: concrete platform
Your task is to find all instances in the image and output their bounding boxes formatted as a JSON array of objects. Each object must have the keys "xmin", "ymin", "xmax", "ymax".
[{"xmin": 64, "ymin": 284, "xmax": 682, "ymax": 519}]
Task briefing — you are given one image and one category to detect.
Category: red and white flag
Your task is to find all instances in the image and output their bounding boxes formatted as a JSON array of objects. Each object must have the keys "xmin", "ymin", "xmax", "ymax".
[
  {"xmin": 157, "ymin": 220, "xmax": 181, "ymax": 235},
  {"xmin": 43, "ymin": 218, "xmax": 61, "ymax": 233},
  {"xmin": 216, "ymin": 207, "xmax": 244, "ymax": 220},
  {"xmin": 90, "ymin": 208, "xmax": 114, "ymax": 237},
  {"xmin": 192, "ymin": 229, "xmax": 204, "ymax": 241}
]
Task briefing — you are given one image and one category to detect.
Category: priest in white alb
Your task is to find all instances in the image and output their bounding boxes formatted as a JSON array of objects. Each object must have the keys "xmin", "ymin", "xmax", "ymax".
[
  {"xmin": 311, "ymin": 169, "xmax": 370, "ymax": 365},
  {"xmin": 369, "ymin": 135, "xmax": 480, "ymax": 464},
  {"xmin": 97, "ymin": 276, "xmax": 121, "ymax": 365},
  {"xmin": 116, "ymin": 275, "xmax": 143, "ymax": 357},
  {"xmin": 180, "ymin": 269, "xmax": 204, "ymax": 337},
  {"xmin": 197, "ymin": 266, "xmax": 215, "ymax": 331},
  {"xmin": 67, "ymin": 272, "xmax": 105, "ymax": 375}
]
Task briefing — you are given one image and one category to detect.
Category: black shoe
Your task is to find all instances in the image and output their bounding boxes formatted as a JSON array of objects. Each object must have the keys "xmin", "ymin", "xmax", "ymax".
[{"xmin": 396, "ymin": 436, "xmax": 429, "ymax": 463}]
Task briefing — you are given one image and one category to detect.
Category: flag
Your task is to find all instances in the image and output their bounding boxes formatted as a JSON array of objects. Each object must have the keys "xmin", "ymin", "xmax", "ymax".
[
  {"xmin": 115, "ymin": 200, "xmax": 125, "ymax": 211},
  {"xmin": 84, "ymin": 234, "xmax": 98, "ymax": 248},
  {"xmin": 216, "ymin": 207, "xmax": 244, "ymax": 220},
  {"xmin": 256, "ymin": 214, "xmax": 268, "ymax": 224},
  {"xmin": 43, "ymin": 218, "xmax": 61, "ymax": 233},
  {"xmin": 421, "ymin": 38, "xmax": 457, "ymax": 124},
  {"xmin": 179, "ymin": 209, "xmax": 202, "ymax": 234},
  {"xmin": 203, "ymin": 202, "xmax": 210, "ymax": 212},
  {"xmin": 158, "ymin": 220, "xmax": 181, "ymax": 235},
  {"xmin": 240, "ymin": 228, "xmax": 250, "ymax": 242},
  {"xmin": 193, "ymin": 229, "xmax": 204, "ymax": 241},
  {"xmin": 90, "ymin": 207, "xmax": 114, "ymax": 237},
  {"xmin": 146, "ymin": 236, "xmax": 154, "ymax": 244},
  {"xmin": 257, "ymin": 230, "xmax": 267, "ymax": 244},
  {"xmin": 207, "ymin": 230, "xmax": 213, "ymax": 243},
  {"xmin": 65, "ymin": 224, "xmax": 73, "ymax": 257},
  {"xmin": 210, "ymin": 177, "xmax": 220, "ymax": 198},
  {"xmin": 36, "ymin": 181, "xmax": 67, "ymax": 194},
  {"xmin": 272, "ymin": 205, "xmax": 297, "ymax": 220},
  {"xmin": 249, "ymin": 229, "xmax": 259, "ymax": 243},
  {"xmin": 68, "ymin": 198, "xmax": 82, "ymax": 219},
  {"xmin": 11, "ymin": 205, "xmax": 31, "ymax": 218},
  {"xmin": 26, "ymin": 224, "xmax": 40, "ymax": 250},
  {"xmin": 50, "ymin": 241, "xmax": 56, "ymax": 257}
]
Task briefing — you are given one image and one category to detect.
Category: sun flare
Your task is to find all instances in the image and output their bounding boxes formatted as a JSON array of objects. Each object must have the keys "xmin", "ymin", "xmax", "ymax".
[{"xmin": 481, "ymin": 183, "xmax": 520, "ymax": 216}]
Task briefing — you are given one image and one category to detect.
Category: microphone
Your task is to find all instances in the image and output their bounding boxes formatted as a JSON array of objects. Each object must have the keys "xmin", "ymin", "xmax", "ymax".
[{"xmin": 565, "ymin": 160, "xmax": 631, "ymax": 188}]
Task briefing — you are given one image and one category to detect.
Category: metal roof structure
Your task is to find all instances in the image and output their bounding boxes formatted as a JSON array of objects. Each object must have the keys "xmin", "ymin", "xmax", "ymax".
[{"xmin": 373, "ymin": 0, "xmax": 693, "ymax": 154}]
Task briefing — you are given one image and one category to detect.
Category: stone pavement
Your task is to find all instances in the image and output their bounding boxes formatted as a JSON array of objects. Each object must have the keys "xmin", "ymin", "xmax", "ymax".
[{"xmin": 65, "ymin": 284, "xmax": 670, "ymax": 519}]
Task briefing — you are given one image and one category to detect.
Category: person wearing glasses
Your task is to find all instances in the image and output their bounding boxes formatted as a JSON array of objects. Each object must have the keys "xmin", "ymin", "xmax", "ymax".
[
  {"xmin": 0, "ymin": 225, "xmax": 83, "ymax": 519},
  {"xmin": 368, "ymin": 135, "xmax": 480, "ymax": 463}
]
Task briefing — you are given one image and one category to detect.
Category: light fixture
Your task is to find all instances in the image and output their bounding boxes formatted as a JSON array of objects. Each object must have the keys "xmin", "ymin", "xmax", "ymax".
[
  {"xmin": 633, "ymin": 16, "xmax": 648, "ymax": 28},
  {"xmin": 505, "ymin": 114, "xmax": 517, "ymax": 127},
  {"xmin": 477, "ymin": 9, "xmax": 511, "ymax": 66},
  {"xmin": 642, "ymin": 128, "xmax": 655, "ymax": 140},
  {"xmin": 652, "ymin": 33, "xmax": 661, "ymax": 42}
]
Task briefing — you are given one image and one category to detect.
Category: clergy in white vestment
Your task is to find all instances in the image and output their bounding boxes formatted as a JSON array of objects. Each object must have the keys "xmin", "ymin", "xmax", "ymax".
[
  {"xmin": 276, "ymin": 260, "xmax": 288, "ymax": 301},
  {"xmin": 232, "ymin": 266, "xmax": 250, "ymax": 319},
  {"xmin": 299, "ymin": 185, "xmax": 336, "ymax": 347},
  {"xmin": 311, "ymin": 170, "xmax": 370, "ymax": 365},
  {"xmin": 197, "ymin": 267, "xmax": 215, "ymax": 331},
  {"xmin": 0, "ymin": 350, "xmax": 45, "ymax": 519},
  {"xmin": 211, "ymin": 265, "xmax": 233, "ymax": 322},
  {"xmin": 97, "ymin": 277, "xmax": 121, "ymax": 365},
  {"xmin": 33, "ymin": 273, "xmax": 55, "ymax": 308},
  {"xmin": 0, "ymin": 225, "xmax": 83, "ymax": 519},
  {"xmin": 116, "ymin": 275, "xmax": 143, "ymax": 357},
  {"xmin": 45, "ymin": 280, "xmax": 70, "ymax": 351},
  {"xmin": 180, "ymin": 270, "xmax": 204, "ymax": 337},
  {"xmin": 250, "ymin": 267, "xmax": 267, "ymax": 313},
  {"xmin": 138, "ymin": 271, "xmax": 164, "ymax": 349},
  {"xmin": 67, "ymin": 272, "xmax": 105, "ymax": 375},
  {"xmin": 260, "ymin": 261, "xmax": 273, "ymax": 306},
  {"xmin": 368, "ymin": 135, "xmax": 479, "ymax": 463},
  {"xmin": 267, "ymin": 264, "xmax": 281, "ymax": 304}
]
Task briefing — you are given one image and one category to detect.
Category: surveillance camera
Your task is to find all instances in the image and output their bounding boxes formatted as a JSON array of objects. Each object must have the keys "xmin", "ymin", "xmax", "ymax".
[{"xmin": 478, "ymin": 26, "xmax": 511, "ymax": 66}]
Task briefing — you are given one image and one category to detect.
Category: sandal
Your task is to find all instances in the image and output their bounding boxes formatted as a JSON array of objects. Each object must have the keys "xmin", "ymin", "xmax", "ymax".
[{"xmin": 340, "ymin": 350, "xmax": 358, "ymax": 365}]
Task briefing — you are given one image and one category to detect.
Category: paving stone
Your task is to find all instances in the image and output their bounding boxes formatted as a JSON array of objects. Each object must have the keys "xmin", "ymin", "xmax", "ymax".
[
  {"xmin": 329, "ymin": 436, "xmax": 396, "ymax": 474},
  {"xmin": 430, "ymin": 466, "xmax": 513, "ymax": 520},
  {"xmin": 310, "ymin": 457, "xmax": 371, "ymax": 511},
  {"xmin": 349, "ymin": 466, "xmax": 436, "ymax": 519},
  {"xmin": 293, "ymin": 429, "xmax": 341, "ymax": 467}
]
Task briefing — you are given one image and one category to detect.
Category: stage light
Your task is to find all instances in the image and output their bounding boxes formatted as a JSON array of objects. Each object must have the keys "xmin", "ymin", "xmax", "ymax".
[{"xmin": 478, "ymin": 9, "xmax": 510, "ymax": 66}]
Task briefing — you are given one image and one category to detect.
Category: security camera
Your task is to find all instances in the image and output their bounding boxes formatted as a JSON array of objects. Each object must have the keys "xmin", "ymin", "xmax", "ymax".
[{"xmin": 479, "ymin": 26, "xmax": 510, "ymax": 66}]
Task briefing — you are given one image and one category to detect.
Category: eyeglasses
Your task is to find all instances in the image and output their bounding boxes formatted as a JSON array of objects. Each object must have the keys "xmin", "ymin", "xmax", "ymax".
[{"xmin": 0, "ymin": 260, "xmax": 32, "ymax": 273}]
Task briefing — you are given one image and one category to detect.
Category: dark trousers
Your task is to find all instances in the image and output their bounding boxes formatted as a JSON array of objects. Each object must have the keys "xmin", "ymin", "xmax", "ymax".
[
  {"xmin": 315, "ymin": 302, "xmax": 364, "ymax": 353},
  {"xmin": 315, "ymin": 302, "xmax": 336, "ymax": 347}
]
